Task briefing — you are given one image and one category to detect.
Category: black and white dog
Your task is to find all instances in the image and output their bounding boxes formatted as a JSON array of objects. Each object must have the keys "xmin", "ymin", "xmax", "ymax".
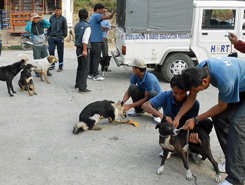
[
  {"xmin": 73, "ymin": 100, "xmax": 127, "ymax": 134},
  {"xmin": 155, "ymin": 117, "xmax": 221, "ymax": 183},
  {"xmin": 100, "ymin": 56, "xmax": 111, "ymax": 77}
]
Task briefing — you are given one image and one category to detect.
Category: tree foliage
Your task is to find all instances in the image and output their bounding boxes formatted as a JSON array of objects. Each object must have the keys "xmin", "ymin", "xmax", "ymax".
[{"xmin": 74, "ymin": 0, "xmax": 117, "ymax": 12}]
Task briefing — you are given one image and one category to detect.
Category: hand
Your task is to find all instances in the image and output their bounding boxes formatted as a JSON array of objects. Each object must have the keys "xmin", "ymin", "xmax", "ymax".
[
  {"xmin": 31, "ymin": 17, "xmax": 34, "ymax": 22},
  {"xmin": 229, "ymin": 32, "xmax": 239, "ymax": 45},
  {"xmin": 40, "ymin": 17, "xmax": 44, "ymax": 21},
  {"xmin": 82, "ymin": 50, "xmax": 87, "ymax": 57},
  {"xmin": 101, "ymin": 26, "xmax": 107, "ymax": 31},
  {"xmin": 189, "ymin": 133, "xmax": 199, "ymax": 144},
  {"xmin": 183, "ymin": 118, "xmax": 195, "ymax": 130},
  {"xmin": 123, "ymin": 104, "xmax": 131, "ymax": 112},
  {"xmin": 172, "ymin": 119, "xmax": 179, "ymax": 128},
  {"xmin": 165, "ymin": 116, "xmax": 173, "ymax": 123},
  {"xmin": 111, "ymin": 10, "xmax": 115, "ymax": 15}
]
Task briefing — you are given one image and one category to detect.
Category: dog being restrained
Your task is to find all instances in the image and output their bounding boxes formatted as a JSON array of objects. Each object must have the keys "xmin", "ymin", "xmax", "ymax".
[
  {"xmin": 73, "ymin": 100, "xmax": 127, "ymax": 134},
  {"xmin": 155, "ymin": 116, "xmax": 221, "ymax": 182},
  {"xmin": 0, "ymin": 55, "xmax": 28, "ymax": 96},
  {"xmin": 18, "ymin": 63, "xmax": 37, "ymax": 96}
]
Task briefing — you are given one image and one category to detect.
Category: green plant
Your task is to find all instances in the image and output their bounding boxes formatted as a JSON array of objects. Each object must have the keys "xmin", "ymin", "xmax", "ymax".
[{"xmin": 74, "ymin": 0, "xmax": 116, "ymax": 11}]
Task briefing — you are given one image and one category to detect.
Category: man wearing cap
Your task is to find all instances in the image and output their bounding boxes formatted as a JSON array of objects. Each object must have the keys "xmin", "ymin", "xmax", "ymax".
[
  {"xmin": 47, "ymin": 5, "xmax": 67, "ymax": 72},
  {"xmin": 88, "ymin": 3, "xmax": 115, "ymax": 81},
  {"xmin": 25, "ymin": 12, "xmax": 51, "ymax": 77},
  {"xmin": 122, "ymin": 57, "xmax": 162, "ymax": 120}
]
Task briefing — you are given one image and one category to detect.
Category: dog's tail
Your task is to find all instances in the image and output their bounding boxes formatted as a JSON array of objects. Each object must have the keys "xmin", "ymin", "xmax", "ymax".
[
  {"xmin": 17, "ymin": 54, "xmax": 29, "ymax": 62},
  {"xmin": 73, "ymin": 122, "xmax": 89, "ymax": 134}
]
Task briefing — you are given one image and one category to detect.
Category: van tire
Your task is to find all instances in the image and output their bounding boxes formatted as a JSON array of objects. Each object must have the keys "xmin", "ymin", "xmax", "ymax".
[{"xmin": 161, "ymin": 53, "xmax": 194, "ymax": 82}]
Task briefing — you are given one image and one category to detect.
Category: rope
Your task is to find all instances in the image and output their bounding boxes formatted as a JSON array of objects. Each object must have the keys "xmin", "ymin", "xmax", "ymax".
[{"xmin": 29, "ymin": 54, "xmax": 83, "ymax": 71}]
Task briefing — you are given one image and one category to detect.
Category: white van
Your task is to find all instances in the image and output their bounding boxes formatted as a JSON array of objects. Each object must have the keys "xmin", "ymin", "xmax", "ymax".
[{"xmin": 112, "ymin": 1, "xmax": 245, "ymax": 82}]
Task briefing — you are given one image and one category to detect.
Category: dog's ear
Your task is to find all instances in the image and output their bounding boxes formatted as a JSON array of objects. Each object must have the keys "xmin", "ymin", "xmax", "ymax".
[
  {"xmin": 155, "ymin": 123, "xmax": 161, "ymax": 129},
  {"xmin": 121, "ymin": 101, "xmax": 124, "ymax": 106}
]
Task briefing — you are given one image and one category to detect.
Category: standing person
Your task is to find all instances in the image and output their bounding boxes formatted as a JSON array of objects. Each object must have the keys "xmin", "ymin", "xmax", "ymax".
[
  {"xmin": 101, "ymin": 7, "xmax": 111, "ymax": 57},
  {"xmin": 47, "ymin": 5, "xmax": 67, "ymax": 72},
  {"xmin": 122, "ymin": 57, "xmax": 162, "ymax": 122},
  {"xmin": 74, "ymin": 8, "xmax": 91, "ymax": 93},
  {"xmin": 174, "ymin": 57, "xmax": 245, "ymax": 185},
  {"xmin": 142, "ymin": 75, "xmax": 213, "ymax": 160},
  {"xmin": 25, "ymin": 12, "xmax": 51, "ymax": 77},
  {"xmin": 88, "ymin": 3, "xmax": 115, "ymax": 81}
]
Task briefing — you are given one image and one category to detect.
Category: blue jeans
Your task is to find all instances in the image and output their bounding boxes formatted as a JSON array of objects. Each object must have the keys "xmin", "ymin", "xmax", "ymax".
[
  {"xmin": 212, "ymin": 92, "xmax": 245, "ymax": 185},
  {"xmin": 48, "ymin": 37, "xmax": 64, "ymax": 69},
  {"xmin": 128, "ymin": 84, "xmax": 159, "ymax": 113}
]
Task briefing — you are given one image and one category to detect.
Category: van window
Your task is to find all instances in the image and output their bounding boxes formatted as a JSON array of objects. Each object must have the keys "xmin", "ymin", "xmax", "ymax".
[{"xmin": 202, "ymin": 9, "xmax": 235, "ymax": 30}]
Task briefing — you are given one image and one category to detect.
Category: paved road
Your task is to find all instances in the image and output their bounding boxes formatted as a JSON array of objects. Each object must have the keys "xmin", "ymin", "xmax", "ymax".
[{"xmin": 0, "ymin": 43, "xmax": 226, "ymax": 185}]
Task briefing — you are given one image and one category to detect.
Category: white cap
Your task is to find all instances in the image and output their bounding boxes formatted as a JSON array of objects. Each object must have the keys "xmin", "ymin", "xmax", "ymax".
[{"xmin": 128, "ymin": 57, "xmax": 146, "ymax": 68}]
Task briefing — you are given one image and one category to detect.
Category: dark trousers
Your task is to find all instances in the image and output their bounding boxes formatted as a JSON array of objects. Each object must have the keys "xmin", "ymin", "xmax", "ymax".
[
  {"xmin": 128, "ymin": 84, "xmax": 158, "ymax": 113},
  {"xmin": 75, "ymin": 47, "xmax": 90, "ymax": 91},
  {"xmin": 48, "ymin": 37, "xmax": 64, "ymax": 69},
  {"xmin": 33, "ymin": 44, "xmax": 49, "ymax": 75},
  {"xmin": 101, "ymin": 38, "xmax": 108, "ymax": 57},
  {"xmin": 0, "ymin": 42, "xmax": 2, "ymax": 56},
  {"xmin": 212, "ymin": 93, "xmax": 245, "ymax": 185},
  {"xmin": 89, "ymin": 42, "xmax": 102, "ymax": 77}
]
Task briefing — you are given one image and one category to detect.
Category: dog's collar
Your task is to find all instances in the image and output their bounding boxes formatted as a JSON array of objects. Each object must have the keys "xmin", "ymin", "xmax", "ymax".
[
  {"xmin": 47, "ymin": 57, "xmax": 51, "ymax": 63},
  {"xmin": 159, "ymin": 134, "xmax": 169, "ymax": 139}
]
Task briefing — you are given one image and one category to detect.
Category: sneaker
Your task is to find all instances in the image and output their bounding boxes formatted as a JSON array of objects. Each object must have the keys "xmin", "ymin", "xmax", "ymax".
[
  {"xmin": 79, "ymin": 89, "xmax": 92, "ymax": 93},
  {"xmin": 87, "ymin": 74, "xmax": 93, "ymax": 79},
  {"xmin": 47, "ymin": 71, "xmax": 52, "ymax": 76},
  {"xmin": 93, "ymin": 75, "xmax": 105, "ymax": 81},
  {"xmin": 128, "ymin": 110, "xmax": 145, "ymax": 116},
  {"xmin": 218, "ymin": 162, "xmax": 226, "ymax": 173},
  {"xmin": 218, "ymin": 180, "xmax": 233, "ymax": 185},
  {"xmin": 36, "ymin": 73, "xmax": 40, "ymax": 77},
  {"xmin": 57, "ymin": 69, "xmax": 63, "ymax": 72},
  {"xmin": 153, "ymin": 116, "xmax": 161, "ymax": 123}
]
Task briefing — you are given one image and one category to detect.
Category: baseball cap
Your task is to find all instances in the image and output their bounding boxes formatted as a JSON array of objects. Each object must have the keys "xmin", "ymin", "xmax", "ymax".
[
  {"xmin": 128, "ymin": 57, "xmax": 146, "ymax": 68},
  {"xmin": 31, "ymin": 12, "xmax": 41, "ymax": 18},
  {"xmin": 55, "ymin": 5, "xmax": 62, "ymax": 9}
]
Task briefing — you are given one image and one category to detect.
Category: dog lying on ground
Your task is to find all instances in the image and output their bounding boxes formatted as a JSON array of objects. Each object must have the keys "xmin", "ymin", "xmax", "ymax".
[
  {"xmin": 73, "ymin": 100, "xmax": 127, "ymax": 134},
  {"xmin": 155, "ymin": 117, "xmax": 221, "ymax": 183},
  {"xmin": 18, "ymin": 64, "xmax": 37, "ymax": 96},
  {"xmin": 0, "ymin": 55, "xmax": 28, "ymax": 96},
  {"xmin": 100, "ymin": 56, "xmax": 111, "ymax": 77},
  {"xmin": 17, "ymin": 54, "xmax": 58, "ymax": 84}
]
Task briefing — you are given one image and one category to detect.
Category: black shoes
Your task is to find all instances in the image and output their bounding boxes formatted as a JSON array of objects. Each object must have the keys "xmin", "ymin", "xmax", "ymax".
[
  {"xmin": 36, "ymin": 73, "xmax": 40, "ymax": 77},
  {"xmin": 79, "ymin": 89, "xmax": 92, "ymax": 93},
  {"xmin": 47, "ymin": 71, "xmax": 52, "ymax": 76}
]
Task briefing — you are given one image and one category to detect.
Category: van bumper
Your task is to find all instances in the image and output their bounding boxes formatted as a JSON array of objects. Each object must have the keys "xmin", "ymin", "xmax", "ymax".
[{"xmin": 111, "ymin": 51, "xmax": 122, "ymax": 67}]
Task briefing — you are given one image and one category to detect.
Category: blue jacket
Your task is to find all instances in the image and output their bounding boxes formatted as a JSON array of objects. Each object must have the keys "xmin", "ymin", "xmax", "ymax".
[{"xmin": 75, "ymin": 20, "xmax": 91, "ymax": 49}]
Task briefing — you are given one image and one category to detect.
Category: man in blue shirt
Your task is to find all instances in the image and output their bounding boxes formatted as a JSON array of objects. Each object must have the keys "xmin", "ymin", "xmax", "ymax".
[
  {"xmin": 176, "ymin": 57, "xmax": 245, "ymax": 185},
  {"xmin": 101, "ymin": 7, "xmax": 111, "ymax": 57},
  {"xmin": 122, "ymin": 57, "xmax": 162, "ymax": 121},
  {"xmin": 142, "ymin": 75, "xmax": 213, "ymax": 160},
  {"xmin": 88, "ymin": 3, "xmax": 115, "ymax": 81}
]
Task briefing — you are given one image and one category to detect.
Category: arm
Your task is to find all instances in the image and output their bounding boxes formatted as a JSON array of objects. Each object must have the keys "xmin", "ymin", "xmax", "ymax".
[
  {"xmin": 62, "ymin": 17, "xmax": 68, "ymax": 38},
  {"xmin": 25, "ymin": 21, "xmax": 33, "ymax": 32},
  {"xmin": 101, "ymin": 10, "xmax": 115, "ymax": 20},
  {"xmin": 173, "ymin": 90, "xmax": 197, "ymax": 128},
  {"xmin": 123, "ymin": 90, "xmax": 149, "ymax": 112},
  {"xmin": 142, "ymin": 101, "xmax": 163, "ymax": 119},
  {"xmin": 82, "ymin": 27, "xmax": 91, "ymax": 57},
  {"xmin": 184, "ymin": 99, "xmax": 228, "ymax": 130},
  {"xmin": 42, "ymin": 18, "xmax": 51, "ymax": 29},
  {"xmin": 229, "ymin": 32, "xmax": 245, "ymax": 53}
]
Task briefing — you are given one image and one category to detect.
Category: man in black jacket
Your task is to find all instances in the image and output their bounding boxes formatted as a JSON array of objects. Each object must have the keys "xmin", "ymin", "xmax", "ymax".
[{"xmin": 47, "ymin": 5, "xmax": 67, "ymax": 72}]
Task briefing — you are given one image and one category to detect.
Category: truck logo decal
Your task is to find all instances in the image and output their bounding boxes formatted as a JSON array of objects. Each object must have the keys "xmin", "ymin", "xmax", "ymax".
[
  {"xmin": 211, "ymin": 45, "xmax": 230, "ymax": 53},
  {"xmin": 125, "ymin": 33, "xmax": 191, "ymax": 40}
]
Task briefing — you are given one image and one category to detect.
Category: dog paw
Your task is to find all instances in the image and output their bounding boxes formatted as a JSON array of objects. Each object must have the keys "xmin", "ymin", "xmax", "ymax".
[
  {"xmin": 47, "ymin": 81, "xmax": 50, "ymax": 84},
  {"xmin": 215, "ymin": 174, "xmax": 221, "ymax": 183},
  {"xmin": 93, "ymin": 126, "xmax": 102, "ymax": 130},
  {"xmin": 34, "ymin": 92, "xmax": 37, "ymax": 95},
  {"xmin": 186, "ymin": 169, "xmax": 193, "ymax": 181},
  {"xmin": 157, "ymin": 166, "xmax": 164, "ymax": 175},
  {"xmin": 29, "ymin": 93, "xmax": 33, "ymax": 96}
]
